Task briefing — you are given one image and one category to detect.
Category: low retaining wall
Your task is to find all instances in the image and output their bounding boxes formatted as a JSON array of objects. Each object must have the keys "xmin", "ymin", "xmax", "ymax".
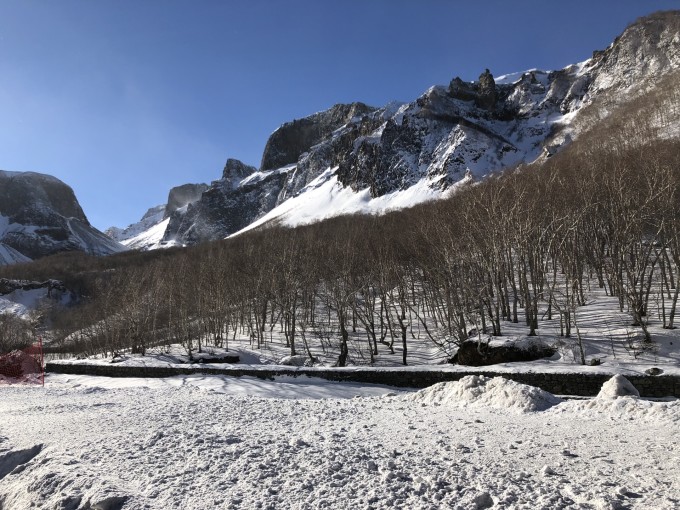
[{"xmin": 45, "ymin": 362, "xmax": 680, "ymax": 398}]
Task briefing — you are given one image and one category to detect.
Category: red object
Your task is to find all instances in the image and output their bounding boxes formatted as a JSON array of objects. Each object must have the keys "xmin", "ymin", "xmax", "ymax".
[{"xmin": 0, "ymin": 337, "xmax": 44, "ymax": 385}]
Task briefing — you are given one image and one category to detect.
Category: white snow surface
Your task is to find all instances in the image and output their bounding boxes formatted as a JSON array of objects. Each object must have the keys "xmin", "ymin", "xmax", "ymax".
[
  {"xmin": 407, "ymin": 375, "xmax": 563, "ymax": 413},
  {"xmin": 0, "ymin": 288, "xmax": 45, "ymax": 319},
  {"xmin": 120, "ymin": 217, "xmax": 171, "ymax": 250},
  {"xmin": 0, "ymin": 243, "xmax": 30, "ymax": 266},
  {"xmin": 231, "ymin": 168, "xmax": 465, "ymax": 236},
  {"xmin": 0, "ymin": 374, "xmax": 679, "ymax": 509},
  {"xmin": 597, "ymin": 374, "xmax": 641, "ymax": 399},
  {"xmin": 0, "ymin": 217, "xmax": 31, "ymax": 266}
]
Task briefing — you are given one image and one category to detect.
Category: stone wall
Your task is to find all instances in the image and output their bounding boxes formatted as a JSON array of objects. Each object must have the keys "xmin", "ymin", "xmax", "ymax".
[{"xmin": 45, "ymin": 362, "xmax": 680, "ymax": 398}]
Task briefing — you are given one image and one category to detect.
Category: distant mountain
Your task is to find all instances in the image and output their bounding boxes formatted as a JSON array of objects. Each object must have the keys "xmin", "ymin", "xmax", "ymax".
[
  {"xmin": 111, "ymin": 11, "xmax": 680, "ymax": 250},
  {"xmin": 0, "ymin": 171, "xmax": 124, "ymax": 264},
  {"xmin": 106, "ymin": 183, "xmax": 209, "ymax": 249}
]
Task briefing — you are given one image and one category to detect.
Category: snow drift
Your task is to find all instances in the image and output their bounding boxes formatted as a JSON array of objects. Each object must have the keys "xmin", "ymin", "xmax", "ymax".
[
  {"xmin": 407, "ymin": 375, "xmax": 563, "ymax": 413},
  {"xmin": 597, "ymin": 374, "xmax": 641, "ymax": 399}
]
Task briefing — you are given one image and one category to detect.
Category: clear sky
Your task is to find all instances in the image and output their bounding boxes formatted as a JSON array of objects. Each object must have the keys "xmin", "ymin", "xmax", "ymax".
[{"xmin": 0, "ymin": 0, "xmax": 677, "ymax": 231}]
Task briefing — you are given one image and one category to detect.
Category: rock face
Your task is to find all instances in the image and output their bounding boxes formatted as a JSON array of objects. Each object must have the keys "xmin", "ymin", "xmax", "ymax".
[
  {"xmin": 260, "ymin": 103, "xmax": 375, "ymax": 171},
  {"xmin": 116, "ymin": 11, "xmax": 680, "ymax": 250},
  {"xmin": 166, "ymin": 183, "xmax": 209, "ymax": 216},
  {"xmin": 107, "ymin": 182, "xmax": 209, "ymax": 249},
  {"xmin": 476, "ymin": 69, "xmax": 497, "ymax": 111},
  {"xmin": 163, "ymin": 159, "xmax": 280, "ymax": 245},
  {"xmin": 589, "ymin": 11, "xmax": 680, "ymax": 96},
  {"xmin": 0, "ymin": 171, "xmax": 124, "ymax": 262}
]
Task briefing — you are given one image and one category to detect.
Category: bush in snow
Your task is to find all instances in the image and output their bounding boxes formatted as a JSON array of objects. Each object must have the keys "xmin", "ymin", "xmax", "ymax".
[{"xmin": 0, "ymin": 313, "xmax": 34, "ymax": 353}]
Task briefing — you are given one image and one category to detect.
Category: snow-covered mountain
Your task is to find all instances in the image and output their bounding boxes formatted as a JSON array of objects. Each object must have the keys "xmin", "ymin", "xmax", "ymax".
[
  {"xmin": 112, "ymin": 11, "xmax": 680, "ymax": 249},
  {"xmin": 0, "ymin": 171, "xmax": 124, "ymax": 264},
  {"xmin": 106, "ymin": 182, "xmax": 209, "ymax": 250}
]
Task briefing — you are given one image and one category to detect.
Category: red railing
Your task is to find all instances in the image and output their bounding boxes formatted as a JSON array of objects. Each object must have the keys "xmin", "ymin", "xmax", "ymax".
[{"xmin": 0, "ymin": 337, "xmax": 44, "ymax": 386}]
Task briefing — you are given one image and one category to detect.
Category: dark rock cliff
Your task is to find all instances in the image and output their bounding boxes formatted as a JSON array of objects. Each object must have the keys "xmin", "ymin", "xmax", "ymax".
[
  {"xmin": 260, "ymin": 102, "xmax": 376, "ymax": 171},
  {"xmin": 0, "ymin": 171, "xmax": 124, "ymax": 261}
]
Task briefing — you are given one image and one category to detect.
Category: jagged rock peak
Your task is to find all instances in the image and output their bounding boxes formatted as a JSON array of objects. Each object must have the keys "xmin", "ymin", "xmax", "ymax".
[
  {"xmin": 260, "ymin": 102, "xmax": 377, "ymax": 171},
  {"xmin": 476, "ymin": 69, "xmax": 497, "ymax": 111},
  {"xmin": 448, "ymin": 77, "xmax": 477, "ymax": 101},
  {"xmin": 448, "ymin": 69, "xmax": 499, "ymax": 111},
  {"xmin": 222, "ymin": 158, "xmax": 256, "ymax": 182},
  {"xmin": 140, "ymin": 205, "xmax": 166, "ymax": 222}
]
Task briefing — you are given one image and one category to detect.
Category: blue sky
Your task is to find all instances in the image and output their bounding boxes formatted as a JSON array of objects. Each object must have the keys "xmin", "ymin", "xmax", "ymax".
[{"xmin": 0, "ymin": 0, "xmax": 677, "ymax": 230}]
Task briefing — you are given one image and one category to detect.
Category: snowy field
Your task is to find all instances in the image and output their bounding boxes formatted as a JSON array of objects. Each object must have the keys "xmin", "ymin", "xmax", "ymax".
[{"xmin": 1, "ymin": 374, "xmax": 679, "ymax": 509}]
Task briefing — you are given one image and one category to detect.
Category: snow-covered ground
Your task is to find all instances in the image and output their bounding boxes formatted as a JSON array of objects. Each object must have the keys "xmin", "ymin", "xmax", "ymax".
[
  {"xmin": 0, "ymin": 287, "xmax": 45, "ymax": 319},
  {"xmin": 1, "ymin": 374, "xmax": 678, "ymax": 509}
]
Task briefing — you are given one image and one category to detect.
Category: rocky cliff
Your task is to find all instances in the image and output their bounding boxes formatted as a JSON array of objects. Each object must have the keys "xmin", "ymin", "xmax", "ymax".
[
  {"xmin": 112, "ymin": 11, "xmax": 680, "ymax": 250},
  {"xmin": 0, "ymin": 171, "xmax": 124, "ymax": 263}
]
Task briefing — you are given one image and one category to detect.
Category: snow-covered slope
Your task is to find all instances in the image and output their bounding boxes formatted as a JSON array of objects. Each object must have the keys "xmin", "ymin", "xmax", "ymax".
[
  {"xmin": 0, "ymin": 171, "xmax": 124, "ymax": 262},
  {"xmin": 0, "ymin": 243, "xmax": 31, "ymax": 266},
  {"xmin": 106, "ymin": 183, "xmax": 209, "ymax": 250},
  {"xmin": 116, "ymin": 11, "xmax": 680, "ymax": 249},
  {"xmin": 106, "ymin": 205, "xmax": 169, "ymax": 250}
]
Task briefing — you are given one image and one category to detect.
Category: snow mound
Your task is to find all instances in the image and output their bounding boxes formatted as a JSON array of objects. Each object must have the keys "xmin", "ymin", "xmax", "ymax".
[
  {"xmin": 597, "ymin": 375, "xmax": 640, "ymax": 399},
  {"xmin": 279, "ymin": 355, "xmax": 311, "ymax": 367},
  {"xmin": 568, "ymin": 397, "xmax": 680, "ymax": 425},
  {"xmin": 408, "ymin": 375, "xmax": 562, "ymax": 413}
]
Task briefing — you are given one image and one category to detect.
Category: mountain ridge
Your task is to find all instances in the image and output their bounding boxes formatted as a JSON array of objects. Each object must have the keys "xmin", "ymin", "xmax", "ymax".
[
  {"xmin": 3, "ymin": 11, "xmax": 679, "ymax": 261},
  {"xmin": 110, "ymin": 11, "xmax": 680, "ymax": 250}
]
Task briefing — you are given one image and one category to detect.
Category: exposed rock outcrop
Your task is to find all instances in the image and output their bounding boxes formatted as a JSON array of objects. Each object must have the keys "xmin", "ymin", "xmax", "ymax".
[
  {"xmin": 0, "ymin": 278, "xmax": 66, "ymax": 296},
  {"xmin": 476, "ymin": 69, "xmax": 497, "ymax": 111},
  {"xmin": 260, "ymin": 102, "xmax": 376, "ymax": 171},
  {"xmin": 166, "ymin": 183, "xmax": 209, "ymax": 216},
  {"xmin": 452, "ymin": 339, "xmax": 556, "ymax": 367},
  {"xmin": 163, "ymin": 161, "xmax": 287, "ymax": 245},
  {"xmin": 0, "ymin": 171, "xmax": 124, "ymax": 261},
  {"xmin": 448, "ymin": 77, "xmax": 477, "ymax": 101}
]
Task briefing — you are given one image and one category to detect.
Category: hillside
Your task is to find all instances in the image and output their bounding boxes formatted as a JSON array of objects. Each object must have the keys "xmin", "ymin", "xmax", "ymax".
[{"xmin": 112, "ymin": 11, "xmax": 680, "ymax": 249}]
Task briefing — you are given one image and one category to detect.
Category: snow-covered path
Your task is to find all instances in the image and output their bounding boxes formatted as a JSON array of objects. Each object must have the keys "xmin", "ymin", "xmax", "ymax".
[{"xmin": 1, "ymin": 375, "xmax": 679, "ymax": 509}]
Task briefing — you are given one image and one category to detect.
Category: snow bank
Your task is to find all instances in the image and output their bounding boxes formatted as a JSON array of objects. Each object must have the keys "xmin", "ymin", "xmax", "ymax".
[
  {"xmin": 557, "ymin": 396, "xmax": 680, "ymax": 427},
  {"xmin": 407, "ymin": 375, "xmax": 562, "ymax": 413},
  {"xmin": 46, "ymin": 373, "xmax": 400, "ymax": 400},
  {"xmin": 279, "ymin": 354, "xmax": 314, "ymax": 367},
  {"xmin": 597, "ymin": 374, "xmax": 640, "ymax": 399}
]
